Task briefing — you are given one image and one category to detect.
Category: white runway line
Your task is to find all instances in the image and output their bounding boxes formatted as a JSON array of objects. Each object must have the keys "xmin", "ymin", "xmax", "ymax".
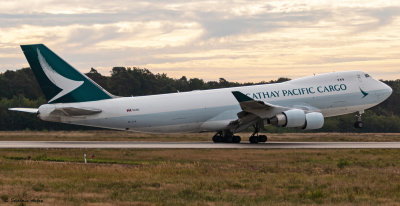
[{"xmin": 0, "ymin": 141, "xmax": 400, "ymax": 149}]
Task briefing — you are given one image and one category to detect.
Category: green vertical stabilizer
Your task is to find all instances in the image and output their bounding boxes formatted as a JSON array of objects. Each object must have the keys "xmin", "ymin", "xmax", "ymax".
[{"xmin": 20, "ymin": 44, "xmax": 113, "ymax": 103}]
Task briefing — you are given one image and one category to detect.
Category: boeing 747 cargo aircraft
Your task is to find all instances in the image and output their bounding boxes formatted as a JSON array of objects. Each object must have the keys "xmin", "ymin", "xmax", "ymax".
[{"xmin": 9, "ymin": 44, "xmax": 393, "ymax": 143}]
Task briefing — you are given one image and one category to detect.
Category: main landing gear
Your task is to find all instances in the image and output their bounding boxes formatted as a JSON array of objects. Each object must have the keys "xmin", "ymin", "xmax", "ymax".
[
  {"xmin": 354, "ymin": 111, "xmax": 364, "ymax": 129},
  {"xmin": 212, "ymin": 122, "xmax": 268, "ymax": 144},
  {"xmin": 249, "ymin": 124, "xmax": 267, "ymax": 144},
  {"xmin": 212, "ymin": 131, "xmax": 241, "ymax": 143}
]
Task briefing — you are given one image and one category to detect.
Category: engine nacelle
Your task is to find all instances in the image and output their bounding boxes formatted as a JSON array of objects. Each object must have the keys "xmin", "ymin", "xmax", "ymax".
[
  {"xmin": 269, "ymin": 109, "xmax": 306, "ymax": 127},
  {"xmin": 303, "ymin": 112, "xmax": 324, "ymax": 130}
]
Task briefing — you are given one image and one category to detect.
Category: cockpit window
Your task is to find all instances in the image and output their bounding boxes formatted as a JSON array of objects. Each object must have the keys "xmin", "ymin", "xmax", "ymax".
[{"xmin": 365, "ymin": 74, "xmax": 370, "ymax": 78}]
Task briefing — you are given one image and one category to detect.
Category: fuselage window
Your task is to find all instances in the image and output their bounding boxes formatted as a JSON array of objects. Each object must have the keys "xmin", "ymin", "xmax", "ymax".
[{"xmin": 365, "ymin": 74, "xmax": 370, "ymax": 78}]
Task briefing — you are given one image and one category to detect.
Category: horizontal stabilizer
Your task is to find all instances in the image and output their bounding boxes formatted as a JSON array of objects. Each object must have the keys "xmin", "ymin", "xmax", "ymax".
[
  {"xmin": 8, "ymin": 108, "xmax": 38, "ymax": 113},
  {"xmin": 50, "ymin": 107, "xmax": 102, "ymax": 116}
]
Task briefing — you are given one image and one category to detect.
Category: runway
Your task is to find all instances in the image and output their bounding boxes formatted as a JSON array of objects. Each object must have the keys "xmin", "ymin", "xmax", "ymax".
[{"xmin": 0, "ymin": 141, "xmax": 400, "ymax": 149}]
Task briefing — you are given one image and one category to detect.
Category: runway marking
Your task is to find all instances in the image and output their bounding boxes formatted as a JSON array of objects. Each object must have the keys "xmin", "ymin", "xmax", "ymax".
[{"xmin": 0, "ymin": 141, "xmax": 400, "ymax": 149}]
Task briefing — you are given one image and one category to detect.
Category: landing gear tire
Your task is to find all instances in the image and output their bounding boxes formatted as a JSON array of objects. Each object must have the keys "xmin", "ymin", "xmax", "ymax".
[
  {"xmin": 258, "ymin": 135, "xmax": 267, "ymax": 142},
  {"xmin": 212, "ymin": 132, "xmax": 223, "ymax": 143},
  {"xmin": 212, "ymin": 135, "xmax": 218, "ymax": 143},
  {"xmin": 249, "ymin": 136, "xmax": 259, "ymax": 144},
  {"xmin": 232, "ymin": 135, "xmax": 241, "ymax": 143},
  {"xmin": 212, "ymin": 132, "xmax": 241, "ymax": 143},
  {"xmin": 354, "ymin": 121, "xmax": 363, "ymax": 128},
  {"xmin": 225, "ymin": 135, "xmax": 233, "ymax": 143},
  {"xmin": 249, "ymin": 135, "xmax": 267, "ymax": 143},
  {"xmin": 212, "ymin": 135, "xmax": 221, "ymax": 143}
]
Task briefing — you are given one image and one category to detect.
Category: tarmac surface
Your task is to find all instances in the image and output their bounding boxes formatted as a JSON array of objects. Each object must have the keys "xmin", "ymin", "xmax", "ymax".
[{"xmin": 0, "ymin": 141, "xmax": 400, "ymax": 149}]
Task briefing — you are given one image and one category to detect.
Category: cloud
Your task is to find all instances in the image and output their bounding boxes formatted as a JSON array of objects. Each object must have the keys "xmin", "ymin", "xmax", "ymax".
[
  {"xmin": 0, "ymin": 0, "xmax": 399, "ymax": 82},
  {"xmin": 353, "ymin": 7, "xmax": 400, "ymax": 32},
  {"xmin": 197, "ymin": 9, "xmax": 328, "ymax": 39}
]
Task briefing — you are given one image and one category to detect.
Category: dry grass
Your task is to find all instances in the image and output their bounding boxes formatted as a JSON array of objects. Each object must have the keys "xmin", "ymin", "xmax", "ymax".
[
  {"xmin": 0, "ymin": 130, "xmax": 400, "ymax": 142},
  {"xmin": 1, "ymin": 132, "xmax": 400, "ymax": 205},
  {"xmin": 0, "ymin": 148, "xmax": 400, "ymax": 205}
]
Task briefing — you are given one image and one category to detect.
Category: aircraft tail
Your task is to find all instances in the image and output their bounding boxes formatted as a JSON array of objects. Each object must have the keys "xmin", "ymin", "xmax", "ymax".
[{"xmin": 20, "ymin": 44, "xmax": 113, "ymax": 103}]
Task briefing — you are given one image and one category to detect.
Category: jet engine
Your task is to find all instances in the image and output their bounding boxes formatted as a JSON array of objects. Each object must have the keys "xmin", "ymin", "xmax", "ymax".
[
  {"xmin": 269, "ymin": 109, "xmax": 324, "ymax": 130},
  {"xmin": 302, "ymin": 112, "xmax": 324, "ymax": 130},
  {"xmin": 269, "ymin": 109, "xmax": 306, "ymax": 127}
]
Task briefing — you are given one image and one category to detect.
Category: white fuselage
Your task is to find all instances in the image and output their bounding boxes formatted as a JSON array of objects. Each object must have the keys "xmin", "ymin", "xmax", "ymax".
[{"xmin": 37, "ymin": 71, "xmax": 392, "ymax": 133}]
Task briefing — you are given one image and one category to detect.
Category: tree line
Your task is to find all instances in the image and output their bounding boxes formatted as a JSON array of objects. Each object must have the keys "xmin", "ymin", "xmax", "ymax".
[{"xmin": 0, "ymin": 67, "xmax": 399, "ymax": 132}]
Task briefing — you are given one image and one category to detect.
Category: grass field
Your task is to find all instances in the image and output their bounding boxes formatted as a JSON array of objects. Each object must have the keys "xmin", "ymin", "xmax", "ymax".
[{"xmin": 0, "ymin": 131, "xmax": 400, "ymax": 205}]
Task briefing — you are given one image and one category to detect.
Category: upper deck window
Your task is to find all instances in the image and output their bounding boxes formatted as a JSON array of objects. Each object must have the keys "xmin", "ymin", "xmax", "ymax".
[{"xmin": 365, "ymin": 74, "xmax": 370, "ymax": 78}]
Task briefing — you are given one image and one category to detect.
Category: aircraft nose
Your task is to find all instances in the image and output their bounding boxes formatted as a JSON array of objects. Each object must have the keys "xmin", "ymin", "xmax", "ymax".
[{"xmin": 380, "ymin": 81, "xmax": 392, "ymax": 100}]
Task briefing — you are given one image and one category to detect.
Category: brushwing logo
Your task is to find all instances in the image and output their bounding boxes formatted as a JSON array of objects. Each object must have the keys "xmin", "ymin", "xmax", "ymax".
[
  {"xmin": 37, "ymin": 49, "xmax": 84, "ymax": 103},
  {"xmin": 359, "ymin": 88, "xmax": 368, "ymax": 98}
]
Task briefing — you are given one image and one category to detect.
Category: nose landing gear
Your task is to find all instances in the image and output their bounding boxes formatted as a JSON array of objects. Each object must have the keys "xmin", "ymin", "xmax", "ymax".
[{"xmin": 354, "ymin": 111, "xmax": 364, "ymax": 129}]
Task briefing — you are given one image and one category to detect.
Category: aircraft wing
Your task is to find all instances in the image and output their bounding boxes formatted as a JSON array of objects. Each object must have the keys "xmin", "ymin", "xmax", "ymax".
[
  {"xmin": 228, "ymin": 91, "xmax": 288, "ymax": 132},
  {"xmin": 8, "ymin": 108, "xmax": 38, "ymax": 113},
  {"xmin": 50, "ymin": 107, "xmax": 102, "ymax": 116}
]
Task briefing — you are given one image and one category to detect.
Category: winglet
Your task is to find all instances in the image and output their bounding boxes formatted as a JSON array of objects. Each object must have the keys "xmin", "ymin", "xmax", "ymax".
[
  {"xmin": 232, "ymin": 91, "xmax": 253, "ymax": 102},
  {"xmin": 231, "ymin": 91, "xmax": 287, "ymax": 119}
]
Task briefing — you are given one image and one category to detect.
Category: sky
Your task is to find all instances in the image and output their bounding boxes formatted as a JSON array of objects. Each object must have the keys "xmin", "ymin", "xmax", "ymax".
[{"xmin": 0, "ymin": 0, "xmax": 400, "ymax": 82}]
